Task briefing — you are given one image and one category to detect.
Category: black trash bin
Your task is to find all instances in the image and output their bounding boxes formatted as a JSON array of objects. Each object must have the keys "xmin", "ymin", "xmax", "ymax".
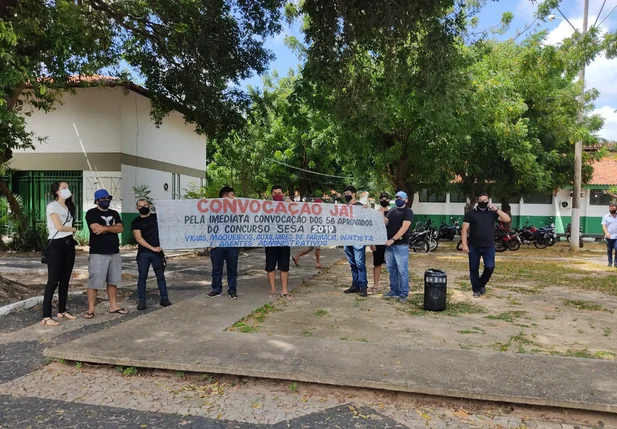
[{"xmin": 424, "ymin": 268, "xmax": 447, "ymax": 311}]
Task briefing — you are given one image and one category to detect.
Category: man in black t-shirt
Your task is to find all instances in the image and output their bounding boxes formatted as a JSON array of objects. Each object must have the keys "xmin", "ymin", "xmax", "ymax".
[
  {"xmin": 265, "ymin": 185, "xmax": 292, "ymax": 299},
  {"xmin": 383, "ymin": 191, "xmax": 414, "ymax": 303},
  {"xmin": 461, "ymin": 193, "xmax": 511, "ymax": 298},
  {"xmin": 342, "ymin": 185, "xmax": 369, "ymax": 296},
  {"xmin": 132, "ymin": 199, "xmax": 172, "ymax": 310},
  {"xmin": 208, "ymin": 186, "xmax": 240, "ymax": 300},
  {"xmin": 84, "ymin": 189, "xmax": 125, "ymax": 319}
]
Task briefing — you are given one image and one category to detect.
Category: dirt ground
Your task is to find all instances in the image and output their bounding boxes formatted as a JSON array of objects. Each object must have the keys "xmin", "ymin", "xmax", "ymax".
[{"xmin": 243, "ymin": 241, "xmax": 617, "ymax": 360}]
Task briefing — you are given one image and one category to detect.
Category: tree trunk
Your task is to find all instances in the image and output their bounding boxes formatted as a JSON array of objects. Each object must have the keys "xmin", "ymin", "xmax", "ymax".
[{"xmin": 0, "ymin": 177, "xmax": 25, "ymax": 230}]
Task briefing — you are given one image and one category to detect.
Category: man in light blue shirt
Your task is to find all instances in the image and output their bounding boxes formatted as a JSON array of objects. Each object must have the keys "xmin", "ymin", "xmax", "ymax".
[{"xmin": 601, "ymin": 203, "xmax": 617, "ymax": 267}]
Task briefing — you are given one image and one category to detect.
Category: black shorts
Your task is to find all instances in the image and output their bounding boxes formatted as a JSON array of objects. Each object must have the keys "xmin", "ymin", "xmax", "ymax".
[
  {"xmin": 265, "ymin": 246, "xmax": 291, "ymax": 272},
  {"xmin": 373, "ymin": 245, "xmax": 386, "ymax": 266}
]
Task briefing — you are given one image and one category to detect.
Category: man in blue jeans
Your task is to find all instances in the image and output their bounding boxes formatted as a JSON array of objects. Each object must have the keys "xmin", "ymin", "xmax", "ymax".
[
  {"xmin": 342, "ymin": 186, "xmax": 369, "ymax": 297},
  {"xmin": 208, "ymin": 186, "xmax": 240, "ymax": 299},
  {"xmin": 132, "ymin": 198, "xmax": 172, "ymax": 310},
  {"xmin": 461, "ymin": 193, "xmax": 511, "ymax": 298},
  {"xmin": 383, "ymin": 191, "xmax": 414, "ymax": 303},
  {"xmin": 601, "ymin": 203, "xmax": 617, "ymax": 267}
]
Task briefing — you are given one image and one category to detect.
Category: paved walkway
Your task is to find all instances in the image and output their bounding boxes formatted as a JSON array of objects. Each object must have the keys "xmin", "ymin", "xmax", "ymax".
[{"xmin": 39, "ymin": 248, "xmax": 617, "ymax": 415}]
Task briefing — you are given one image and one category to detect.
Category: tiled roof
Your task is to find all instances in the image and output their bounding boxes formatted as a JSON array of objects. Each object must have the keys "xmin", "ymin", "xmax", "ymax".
[{"xmin": 590, "ymin": 157, "xmax": 617, "ymax": 186}]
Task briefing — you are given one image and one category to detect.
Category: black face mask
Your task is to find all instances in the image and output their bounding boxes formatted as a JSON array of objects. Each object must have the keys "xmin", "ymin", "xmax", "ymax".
[
  {"xmin": 477, "ymin": 201, "xmax": 488, "ymax": 209},
  {"xmin": 610, "ymin": 210, "xmax": 617, "ymax": 215},
  {"xmin": 344, "ymin": 195, "xmax": 352, "ymax": 202},
  {"xmin": 98, "ymin": 200, "xmax": 111, "ymax": 210},
  {"xmin": 139, "ymin": 206, "xmax": 150, "ymax": 215},
  {"xmin": 379, "ymin": 200, "xmax": 389, "ymax": 208}
]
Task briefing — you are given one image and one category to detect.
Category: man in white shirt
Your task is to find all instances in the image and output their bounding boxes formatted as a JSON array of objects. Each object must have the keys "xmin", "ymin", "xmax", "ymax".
[{"xmin": 601, "ymin": 203, "xmax": 617, "ymax": 267}]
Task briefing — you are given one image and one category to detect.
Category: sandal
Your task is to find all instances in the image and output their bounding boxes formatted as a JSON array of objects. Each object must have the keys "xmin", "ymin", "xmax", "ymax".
[
  {"xmin": 367, "ymin": 287, "xmax": 380, "ymax": 295},
  {"xmin": 268, "ymin": 293, "xmax": 276, "ymax": 298},
  {"xmin": 280, "ymin": 293, "xmax": 293, "ymax": 300},
  {"xmin": 292, "ymin": 256, "xmax": 300, "ymax": 267},
  {"xmin": 41, "ymin": 317, "xmax": 60, "ymax": 326},
  {"xmin": 83, "ymin": 312, "xmax": 94, "ymax": 319},
  {"xmin": 58, "ymin": 312, "xmax": 77, "ymax": 320},
  {"xmin": 109, "ymin": 308, "xmax": 128, "ymax": 314},
  {"xmin": 315, "ymin": 264, "xmax": 322, "ymax": 269}
]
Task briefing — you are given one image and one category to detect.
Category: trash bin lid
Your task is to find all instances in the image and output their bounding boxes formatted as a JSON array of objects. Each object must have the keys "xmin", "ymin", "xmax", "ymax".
[{"xmin": 425, "ymin": 268, "xmax": 446, "ymax": 276}]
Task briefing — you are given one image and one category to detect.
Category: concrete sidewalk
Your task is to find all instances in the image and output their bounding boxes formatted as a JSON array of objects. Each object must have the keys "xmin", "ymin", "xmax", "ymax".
[{"xmin": 45, "ymin": 248, "xmax": 617, "ymax": 414}]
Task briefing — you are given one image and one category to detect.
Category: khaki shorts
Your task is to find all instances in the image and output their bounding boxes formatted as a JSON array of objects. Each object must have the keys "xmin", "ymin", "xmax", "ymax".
[{"xmin": 88, "ymin": 253, "xmax": 122, "ymax": 289}]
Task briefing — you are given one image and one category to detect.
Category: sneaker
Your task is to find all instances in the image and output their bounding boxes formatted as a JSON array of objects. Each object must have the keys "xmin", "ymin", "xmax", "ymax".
[
  {"xmin": 359, "ymin": 287, "xmax": 368, "ymax": 297},
  {"xmin": 137, "ymin": 300, "xmax": 146, "ymax": 311},
  {"xmin": 480, "ymin": 287, "xmax": 486, "ymax": 295},
  {"xmin": 609, "ymin": 263, "xmax": 613, "ymax": 267},
  {"xmin": 207, "ymin": 291, "xmax": 222, "ymax": 298},
  {"xmin": 398, "ymin": 296, "xmax": 408, "ymax": 304},
  {"xmin": 473, "ymin": 292, "xmax": 481, "ymax": 298},
  {"xmin": 160, "ymin": 298, "xmax": 173, "ymax": 307},
  {"xmin": 229, "ymin": 292, "xmax": 238, "ymax": 300},
  {"xmin": 344, "ymin": 286, "xmax": 360, "ymax": 294},
  {"xmin": 383, "ymin": 292, "xmax": 398, "ymax": 299}
]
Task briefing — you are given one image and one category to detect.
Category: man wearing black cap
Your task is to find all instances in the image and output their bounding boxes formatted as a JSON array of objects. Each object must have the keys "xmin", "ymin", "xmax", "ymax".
[{"xmin": 84, "ymin": 189, "xmax": 126, "ymax": 318}]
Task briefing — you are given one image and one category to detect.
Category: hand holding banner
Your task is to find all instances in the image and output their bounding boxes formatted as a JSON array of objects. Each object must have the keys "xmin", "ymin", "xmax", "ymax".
[{"xmin": 156, "ymin": 198, "xmax": 387, "ymax": 249}]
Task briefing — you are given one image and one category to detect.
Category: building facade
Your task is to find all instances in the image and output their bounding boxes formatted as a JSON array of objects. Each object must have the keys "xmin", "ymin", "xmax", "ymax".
[{"xmin": 4, "ymin": 80, "xmax": 206, "ymax": 244}]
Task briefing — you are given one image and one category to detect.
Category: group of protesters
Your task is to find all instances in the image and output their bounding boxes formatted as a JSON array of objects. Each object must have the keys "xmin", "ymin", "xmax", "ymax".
[{"xmin": 39, "ymin": 179, "xmax": 617, "ymax": 326}]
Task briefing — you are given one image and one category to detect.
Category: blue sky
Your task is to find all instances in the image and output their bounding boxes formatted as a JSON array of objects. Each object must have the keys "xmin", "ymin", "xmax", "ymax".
[{"xmin": 239, "ymin": 0, "xmax": 617, "ymax": 141}]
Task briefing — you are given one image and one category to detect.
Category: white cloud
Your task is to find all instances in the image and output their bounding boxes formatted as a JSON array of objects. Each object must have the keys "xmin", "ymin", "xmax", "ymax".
[
  {"xmin": 595, "ymin": 106, "xmax": 617, "ymax": 141},
  {"xmin": 515, "ymin": 0, "xmax": 537, "ymax": 21}
]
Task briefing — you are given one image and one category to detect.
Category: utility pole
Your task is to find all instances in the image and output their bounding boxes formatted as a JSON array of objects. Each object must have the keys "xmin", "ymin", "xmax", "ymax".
[{"xmin": 570, "ymin": 0, "xmax": 589, "ymax": 252}]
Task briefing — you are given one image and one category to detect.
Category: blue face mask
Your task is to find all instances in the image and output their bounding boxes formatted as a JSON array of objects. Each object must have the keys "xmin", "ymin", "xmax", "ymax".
[
  {"xmin": 98, "ymin": 200, "xmax": 111, "ymax": 210},
  {"xmin": 395, "ymin": 199, "xmax": 406, "ymax": 208}
]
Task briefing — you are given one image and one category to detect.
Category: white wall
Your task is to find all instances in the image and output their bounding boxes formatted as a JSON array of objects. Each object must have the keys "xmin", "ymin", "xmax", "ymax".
[
  {"xmin": 21, "ymin": 88, "xmax": 122, "ymax": 154},
  {"xmin": 121, "ymin": 165, "xmax": 201, "ymax": 214},
  {"xmin": 82, "ymin": 170, "xmax": 123, "ymax": 214},
  {"xmin": 120, "ymin": 92, "xmax": 206, "ymax": 171}
]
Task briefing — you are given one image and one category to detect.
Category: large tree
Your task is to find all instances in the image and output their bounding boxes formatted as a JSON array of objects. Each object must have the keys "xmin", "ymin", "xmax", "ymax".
[{"xmin": 0, "ymin": 0, "xmax": 283, "ymax": 221}]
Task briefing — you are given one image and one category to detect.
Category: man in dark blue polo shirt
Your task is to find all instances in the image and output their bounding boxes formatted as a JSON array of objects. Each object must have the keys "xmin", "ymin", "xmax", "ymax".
[{"xmin": 461, "ymin": 193, "xmax": 511, "ymax": 298}]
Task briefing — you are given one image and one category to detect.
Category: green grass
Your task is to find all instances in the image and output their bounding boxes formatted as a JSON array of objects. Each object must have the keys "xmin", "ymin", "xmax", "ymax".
[
  {"xmin": 457, "ymin": 281, "xmax": 472, "ymax": 291},
  {"xmin": 457, "ymin": 327, "xmax": 485, "ymax": 335},
  {"xmin": 561, "ymin": 299, "xmax": 613, "ymax": 313},
  {"xmin": 228, "ymin": 303, "xmax": 278, "ymax": 333},
  {"xmin": 506, "ymin": 296, "xmax": 523, "ymax": 306},
  {"xmin": 115, "ymin": 366, "xmax": 138, "ymax": 376},
  {"xmin": 340, "ymin": 337, "xmax": 369, "ymax": 342},
  {"xmin": 75, "ymin": 362, "xmax": 83, "ymax": 369},
  {"xmin": 315, "ymin": 309, "xmax": 329, "ymax": 317},
  {"xmin": 302, "ymin": 330, "xmax": 314, "ymax": 337},
  {"xmin": 175, "ymin": 371, "xmax": 185, "ymax": 379},
  {"xmin": 288, "ymin": 382, "xmax": 299, "ymax": 393},
  {"xmin": 492, "ymin": 331, "xmax": 540, "ymax": 353},
  {"xmin": 548, "ymin": 348, "xmax": 617, "ymax": 360},
  {"xmin": 604, "ymin": 327, "xmax": 612, "ymax": 337},
  {"xmin": 485, "ymin": 311, "xmax": 527, "ymax": 323}
]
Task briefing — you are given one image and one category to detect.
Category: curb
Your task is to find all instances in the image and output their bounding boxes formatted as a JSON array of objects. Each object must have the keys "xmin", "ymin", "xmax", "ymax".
[{"xmin": 0, "ymin": 266, "xmax": 200, "ymax": 318}]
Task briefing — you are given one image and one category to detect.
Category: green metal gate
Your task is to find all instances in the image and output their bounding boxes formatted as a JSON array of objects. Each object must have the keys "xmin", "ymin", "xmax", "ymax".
[{"xmin": 0, "ymin": 171, "xmax": 84, "ymax": 234}]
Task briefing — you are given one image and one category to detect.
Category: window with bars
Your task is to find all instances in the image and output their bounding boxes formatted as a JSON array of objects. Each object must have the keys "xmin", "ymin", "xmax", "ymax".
[{"xmin": 419, "ymin": 189, "xmax": 446, "ymax": 203}]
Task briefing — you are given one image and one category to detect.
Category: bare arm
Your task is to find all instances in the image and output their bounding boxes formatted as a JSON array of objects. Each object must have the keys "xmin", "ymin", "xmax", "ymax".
[
  {"xmin": 603, "ymin": 223, "xmax": 610, "ymax": 237},
  {"xmin": 387, "ymin": 220, "xmax": 412, "ymax": 245},
  {"xmin": 133, "ymin": 229, "xmax": 160, "ymax": 252},
  {"xmin": 50, "ymin": 213, "xmax": 76, "ymax": 233},
  {"xmin": 497, "ymin": 210, "xmax": 510, "ymax": 223},
  {"xmin": 461, "ymin": 222, "xmax": 470, "ymax": 247},
  {"xmin": 90, "ymin": 223, "xmax": 124, "ymax": 235}
]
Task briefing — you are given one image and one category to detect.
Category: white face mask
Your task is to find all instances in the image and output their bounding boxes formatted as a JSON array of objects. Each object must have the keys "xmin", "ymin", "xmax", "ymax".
[{"xmin": 59, "ymin": 189, "xmax": 72, "ymax": 200}]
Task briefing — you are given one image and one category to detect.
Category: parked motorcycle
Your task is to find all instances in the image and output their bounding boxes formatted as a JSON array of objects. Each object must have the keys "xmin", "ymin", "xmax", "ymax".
[
  {"xmin": 438, "ymin": 218, "xmax": 461, "ymax": 241},
  {"xmin": 408, "ymin": 230, "xmax": 431, "ymax": 253},
  {"xmin": 415, "ymin": 218, "xmax": 439, "ymax": 252},
  {"xmin": 565, "ymin": 223, "xmax": 584, "ymax": 248},
  {"xmin": 495, "ymin": 223, "xmax": 521, "ymax": 252},
  {"xmin": 514, "ymin": 220, "xmax": 552, "ymax": 249}
]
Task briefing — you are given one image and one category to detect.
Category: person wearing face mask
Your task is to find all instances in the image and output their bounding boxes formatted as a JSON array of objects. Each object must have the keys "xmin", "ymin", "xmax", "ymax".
[
  {"xmin": 601, "ymin": 203, "xmax": 617, "ymax": 268},
  {"xmin": 342, "ymin": 185, "xmax": 369, "ymax": 296},
  {"xmin": 132, "ymin": 198, "xmax": 172, "ymax": 310},
  {"xmin": 382, "ymin": 191, "xmax": 414, "ymax": 303},
  {"xmin": 461, "ymin": 193, "xmax": 510, "ymax": 298},
  {"xmin": 265, "ymin": 185, "xmax": 292, "ymax": 299},
  {"xmin": 41, "ymin": 181, "xmax": 78, "ymax": 326},
  {"xmin": 84, "ymin": 189, "xmax": 126, "ymax": 318},
  {"xmin": 208, "ymin": 186, "xmax": 240, "ymax": 299},
  {"xmin": 368, "ymin": 192, "xmax": 390, "ymax": 294}
]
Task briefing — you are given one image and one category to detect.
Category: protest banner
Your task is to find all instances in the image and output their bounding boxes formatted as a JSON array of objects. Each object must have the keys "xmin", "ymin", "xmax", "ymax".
[{"xmin": 156, "ymin": 198, "xmax": 387, "ymax": 249}]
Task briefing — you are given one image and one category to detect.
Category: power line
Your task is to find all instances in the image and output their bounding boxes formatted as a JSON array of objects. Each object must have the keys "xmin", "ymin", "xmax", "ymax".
[
  {"xmin": 597, "ymin": 3, "xmax": 617, "ymax": 27},
  {"xmin": 592, "ymin": 0, "xmax": 607, "ymax": 28},
  {"xmin": 268, "ymin": 158, "xmax": 354, "ymax": 180}
]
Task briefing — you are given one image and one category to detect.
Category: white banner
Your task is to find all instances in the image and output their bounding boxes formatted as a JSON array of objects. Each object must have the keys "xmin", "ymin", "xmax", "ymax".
[{"xmin": 156, "ymin": 198, "xmax": 387, "ymax": 249}]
